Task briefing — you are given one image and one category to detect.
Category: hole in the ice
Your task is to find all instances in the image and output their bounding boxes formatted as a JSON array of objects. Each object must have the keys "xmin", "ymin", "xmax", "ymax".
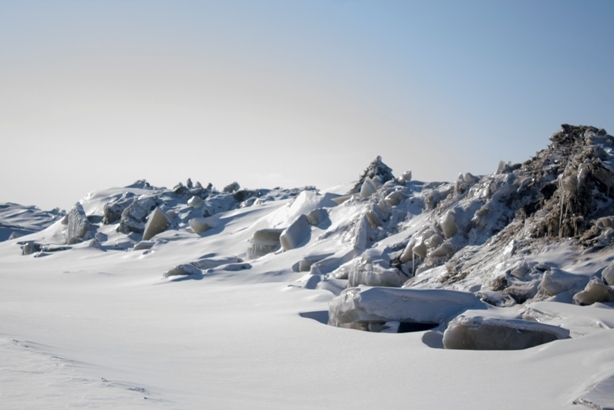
[
  {"xmin": 299, "ymin": 311, "xmax": 329, "ymax": 324},
  {"xmin": 398, "ymin": 322, "xmax": 439, "ymax": 333},
  {"xmin": 340, "ymin": 320, "xmax": 439, "ymax": 333},
  {"xmin": 299, "ymin": 313, "xmax": 440, "ymax": 334}
]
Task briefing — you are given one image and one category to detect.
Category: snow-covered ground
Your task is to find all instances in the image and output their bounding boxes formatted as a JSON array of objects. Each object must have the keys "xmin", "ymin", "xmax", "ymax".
[{"xmin": 2, "ymin": 125, "xmax": 614, "ymax": 409}]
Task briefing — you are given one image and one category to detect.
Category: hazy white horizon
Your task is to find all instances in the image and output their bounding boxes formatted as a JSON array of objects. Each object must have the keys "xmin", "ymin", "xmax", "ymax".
[{"xmin": 2, "ymin": 1, "xmax": 613, "ymax": 211}]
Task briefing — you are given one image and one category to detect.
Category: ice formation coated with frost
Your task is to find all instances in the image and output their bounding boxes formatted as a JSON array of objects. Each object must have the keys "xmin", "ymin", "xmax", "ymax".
[{"xmin": 3, "ymin": 125, "xmax": 614, "ymax": 409}]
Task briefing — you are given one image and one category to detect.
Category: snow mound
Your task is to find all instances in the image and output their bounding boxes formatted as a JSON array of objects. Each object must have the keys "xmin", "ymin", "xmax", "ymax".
[{"xmin": 574, "ymin": 373, "xmax": 614, "ymax": 410}]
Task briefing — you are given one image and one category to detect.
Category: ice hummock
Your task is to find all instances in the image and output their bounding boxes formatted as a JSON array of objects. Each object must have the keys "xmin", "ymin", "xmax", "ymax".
[{"xmin": 3, "ymin": 124, "xmax": 614, "ymax": 408}]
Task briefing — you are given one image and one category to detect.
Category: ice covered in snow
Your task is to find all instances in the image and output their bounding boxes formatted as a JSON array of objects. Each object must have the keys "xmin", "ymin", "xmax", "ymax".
[
  {"xmin": 187, "ymin": 195, "xmax": 204, "ymax": 208},
  {"xmin": 306, "ymin": 208, "xmax": 329, "ymax": 226},
  {"xmin": 0, "ymin": 203, "xmax": 64, "ymax": 242},
  {"xmin": 163, "ymin": 263, "xmax": 201, "ymax": 278},
  {"xmin": 3, "ymin": 124, "xmax": 614, "ymax": 408},
  {"xmin": 65, "ymin": 203, "xmax": 94, "ymax": 244},
  {"xmin": 573, "ymin": 374, "xmax": 614, "ymax": 410},
  {"xmin": 328, "ymin": 286, "xmax": 484, "ymax": 329},
  {"xmin": 188, "ymin": 217, "xmax": 213, "ymax": 233}
]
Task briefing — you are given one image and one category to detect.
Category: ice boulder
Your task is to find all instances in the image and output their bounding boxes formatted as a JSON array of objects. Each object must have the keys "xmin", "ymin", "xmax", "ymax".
[
  {"xmin": 573, "ymin": 278, "xmax": 614, "ymax": 305},
  {"xmin": 21, "ymin": 241, "xmax": 42, "ymax": 255},
  {"xmin": 328, "ymin": 287, "xmax": 484, "ymax": 329},
  {"xmin": 348, "ymin": 264, "xmax": 407, "ymax": 288},
  {"xmin": 384, "ymin": 190, "xmax": 407, "ymax": 207},
  {"xmin": 118, "ymin": 196, "xmax": 158, "ymax": 234},
  {"xmin": 299, "ymin": 274, "xmax": 322, "ymax": 290},
  {"xmin": 359, "ymin": 177, "xmax": 377, "ymax": 198},
  {"xmin": 223, "ymin": 181, "xmax": 240, "ymax": 193},
  {"xmin": 402, "ymin": 230, "xmax": 436, "ymax": 260},
  {"xmin": 7, "ymin": 232, "xmax": 22, "ymax": 240},
  {"xmin": 163, "ymin": 264, "xmax": 201, "ymax": 278},
  {"xmin": 187, "ymin": 196, "xmax": 204, "ymax": 208},
  {"xmin": 397, "ymin": 170, "xmax": 412, "ymax": 184},
  {"xmin": 439, "ymin": 211, "xmax": 458, "ymax": 239},
  {"xmin": 412, "ymin": 238, "xmax": 427, "ymax": 259},
  {"xmin": 352, "ymin": 216, "xmax": 369, "ymax": 256},
  {"xmin": 280, "ymin": 215, "xmax": 311, "ymax": 251},
  {"xmin": 425, "ymin": 234, "xmax": 443, "ymax": 249},
  {"xmin": 142, "ymin": 208, "xmax": 172, "ymax": 240},
  {"xmin": 191, "ymin": 256, "xmax": 242, "ymax": 270},
  {"xmin": 443, "ymin": 316, "xmax": 570, "ymax": 350},
  {"xmin": 306, "ymin": 208, "xmax": 329, "ymax": 226},
  {"xmin": 463, "ymin": 172, "xmax": 478, "ymax": 184},
  {"xmin": 539, "ymin": 268, "xmax": 588, "ymax": 297},
  {"xmin": 247, "ymin": 229, "xmax": 283, "ymax": 259},
  {"xmin": 332, "ymin": 195, "xmax": 351, "ymax": 205},
  {"xmin": 65, "ymin": 203, "xmax": 94, "ymax": 244},
  {"xmin": 189, "ymin": 217, "xmax": 213, "ymax": 234},
  {"xmin": 399, "ymin": 236, "xmax": 420, "ymax": 263},
  {"xmin": 350, "ymin": 156, "xmax": 395, "ymax": 194},
  {"xmin": 102, "ymin": 194, "xmax": 134, "ymax": 224},
  {"xmin": 602, "ymin": 262, "xmax": 614, "ymax": 286},
  {"xmin": 298, "ymin": 253, "xmax": 333, "ymax": 272}
]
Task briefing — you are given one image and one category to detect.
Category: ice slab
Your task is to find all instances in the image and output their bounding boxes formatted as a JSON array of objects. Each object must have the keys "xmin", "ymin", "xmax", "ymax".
[
  {"xmin": 280, "ymin": 215, "xmax": 310, "ymax": 251},
  {"xmin": 142, "ymin": 208, "xmax": 172, "ymax": 241},
  {"xmin": 65, "ymin": 203, "xmax": 93, "ymax": 244},
  {"xmin": 443, "ymin": 316, "xmax": 570, "ymax": 350},
  {"xmin": 163, "ymin": 264, "xmax": 201, "ymax": 278},
  {"xmin": 247, "ymin": 229, "xmax": 283, "ymax": 259},
  {"xmin": 328, "ymin": 287, "xmax": 484, "ymax": 328}
]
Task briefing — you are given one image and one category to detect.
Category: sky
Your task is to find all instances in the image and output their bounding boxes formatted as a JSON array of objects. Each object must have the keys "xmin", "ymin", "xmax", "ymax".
[{"xmin": 1, "ymin": 0, "xmax": 613, "ymax": 211}]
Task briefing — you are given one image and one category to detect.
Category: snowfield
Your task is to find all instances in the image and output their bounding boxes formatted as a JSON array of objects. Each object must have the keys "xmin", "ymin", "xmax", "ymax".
[{"xmin": 2, "ymin": 125, "xmax": 614, "ymax": 409}]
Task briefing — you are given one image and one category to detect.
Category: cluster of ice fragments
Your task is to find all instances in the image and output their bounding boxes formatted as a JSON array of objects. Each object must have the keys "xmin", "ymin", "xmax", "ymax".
[{"xmin": 7, "ymin": 125, "xmax": 614, "ymax": 356}]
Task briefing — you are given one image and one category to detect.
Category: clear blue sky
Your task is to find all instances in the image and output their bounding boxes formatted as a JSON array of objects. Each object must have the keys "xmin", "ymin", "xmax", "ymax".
[{"xmin": 1, "ymin": 0, "xmax": 613, "ymax": 210}]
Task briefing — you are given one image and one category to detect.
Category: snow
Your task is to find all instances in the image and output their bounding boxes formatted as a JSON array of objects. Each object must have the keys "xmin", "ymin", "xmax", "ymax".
[
  {"xmin": 2, "ymin": 125, "xmax": 614, "ymax": 408},
  {"xmin": 0, "ymin": 203, "xmax": 63, "ymax": 241}
]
